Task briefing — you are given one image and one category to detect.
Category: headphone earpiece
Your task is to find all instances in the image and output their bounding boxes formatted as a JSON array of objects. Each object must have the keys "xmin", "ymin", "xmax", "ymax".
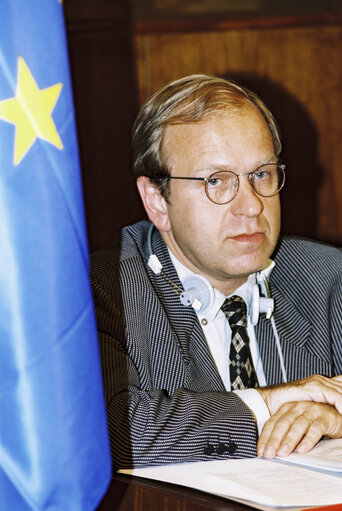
[
  {"xmin": 180, "ymin": 275, "xmax": 215, "ymax": 313},
  {"xmin": 250, "ymin": 283, "xmax": 274, "ymax": 326}
]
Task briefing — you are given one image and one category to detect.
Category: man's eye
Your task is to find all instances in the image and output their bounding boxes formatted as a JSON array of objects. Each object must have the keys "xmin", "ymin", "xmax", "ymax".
[
  {"xmin": 254, "ymin": 171, "xmax": 269, "ymax": 180},
  {"xmin": 207, "ymin": 177, "xmax": 221, "ymax": 187}
]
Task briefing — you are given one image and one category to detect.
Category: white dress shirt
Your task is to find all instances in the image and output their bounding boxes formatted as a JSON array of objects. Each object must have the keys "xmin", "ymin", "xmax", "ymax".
[{"xmin": 169, "ymin": 250, "xmax": 270, "ymax": 436}]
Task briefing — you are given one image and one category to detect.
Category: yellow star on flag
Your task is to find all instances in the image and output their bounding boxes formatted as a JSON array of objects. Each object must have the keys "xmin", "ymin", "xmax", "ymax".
[{"xmin": 0, "ymin": 57, "xmax": 63, "ymax": 165}]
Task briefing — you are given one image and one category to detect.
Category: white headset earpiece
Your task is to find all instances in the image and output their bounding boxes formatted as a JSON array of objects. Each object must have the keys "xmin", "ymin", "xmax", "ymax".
[
  {"xmin": 251, "ymin": 261, "xmax": 275, "ymax": 325},
  {"xmin": 146, "ymin": 224, "xmax": 215, "ymax": 312},
  {"xmin": 180, "ymin": 275, "xmax": 215, "ymax": 313},
  {"xmin": 256, "ymin": 260, "xmax": 275, "ymax": 297},
  {"xmin": 250, "ymin": 284, "xmax": 274, "ymax": 326},
  {"xmin": 256, "ymin": 260, "xmax": 287, "ymax": 383}
]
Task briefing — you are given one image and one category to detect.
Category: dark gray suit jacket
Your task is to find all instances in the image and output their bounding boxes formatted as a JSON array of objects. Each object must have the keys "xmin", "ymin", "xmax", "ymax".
[{"xmin": 91, "ymin": 220, "xmax": 342, "ymax": 468}]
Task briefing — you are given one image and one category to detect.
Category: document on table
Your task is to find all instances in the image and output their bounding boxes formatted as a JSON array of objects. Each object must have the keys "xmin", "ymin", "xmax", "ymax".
[
  {"xmin": 278, "ymin": 437, "xmax": 342, "ymax": 472},
  {"xmin": 119, "ymin": 439, "xmax": 342, "ymax": 509}
]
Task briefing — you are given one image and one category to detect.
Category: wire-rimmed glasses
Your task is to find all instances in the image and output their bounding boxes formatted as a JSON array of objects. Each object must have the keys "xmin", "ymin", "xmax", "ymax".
[{"xmin": 165, "ymin": 163, "xmax": 286, "ymax": 205}]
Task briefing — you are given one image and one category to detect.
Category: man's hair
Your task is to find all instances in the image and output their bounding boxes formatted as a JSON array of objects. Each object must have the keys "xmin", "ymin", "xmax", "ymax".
[{"xmin": 132, "ymin": 74, "xmax": 282, "ymax": 199}]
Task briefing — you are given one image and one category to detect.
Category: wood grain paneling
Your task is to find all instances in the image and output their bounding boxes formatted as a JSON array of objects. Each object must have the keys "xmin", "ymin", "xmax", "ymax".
[
  {"xmin": 134, "ymin": 22, "xmax": 342, "ymax": 244},
  {"xmin": 65, "ymin": 1, "xmax": 144, "ymax": 251}
]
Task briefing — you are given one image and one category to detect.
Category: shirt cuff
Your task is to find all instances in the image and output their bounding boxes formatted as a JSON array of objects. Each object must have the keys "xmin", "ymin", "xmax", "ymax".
[{"xmin": 233, "ymin": 389, "xmax": 270, "ymax": 437}]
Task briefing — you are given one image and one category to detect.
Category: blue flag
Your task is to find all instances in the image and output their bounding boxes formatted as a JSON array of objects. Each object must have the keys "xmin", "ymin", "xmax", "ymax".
[{"xmin": 0, "ymin": 1, "xmax": 111, "ymax": 510}]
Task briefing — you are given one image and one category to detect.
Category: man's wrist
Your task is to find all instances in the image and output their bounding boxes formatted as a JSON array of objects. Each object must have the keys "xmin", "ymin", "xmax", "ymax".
[
  {"xmin": 256, "ymin": 382, "xmax": 290, "ymax": 415},
  {"xmin": 256, "ymin": 387, "xmax": 271, "ymax": 414},
  {"xmin": 234, "ymin": 388, "xmax": 270, "ymax": 437}
]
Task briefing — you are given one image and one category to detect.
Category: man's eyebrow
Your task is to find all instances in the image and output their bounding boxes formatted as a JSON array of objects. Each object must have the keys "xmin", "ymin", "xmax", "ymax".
[
  {"xmin": 195, "ymin": 164, "xmax": 234, "ymax": 175},
  {"xmin": 195, "ymin": 158, "xmax": 280, "ymax": 175},
  {"xmin": 264, "ymin": 155, "xmax": 280, "ymax": 163}
]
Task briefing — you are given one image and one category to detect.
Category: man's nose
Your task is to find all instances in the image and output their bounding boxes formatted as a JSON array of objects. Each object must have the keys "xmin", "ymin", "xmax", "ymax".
[{"xmin": 230, "ymin": 175, "xmax": 264, "ymax": 217}]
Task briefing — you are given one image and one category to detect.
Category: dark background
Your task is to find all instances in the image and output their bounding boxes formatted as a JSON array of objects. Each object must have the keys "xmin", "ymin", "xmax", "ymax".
[{"xmin": 64, "ymin": 0, "xmax": 342, "ymax": 251}]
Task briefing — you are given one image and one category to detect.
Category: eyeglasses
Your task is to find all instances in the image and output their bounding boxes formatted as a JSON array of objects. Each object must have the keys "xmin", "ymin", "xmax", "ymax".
[{"xmin": 166, "ymin": 163, "xmax": 286, "ymax": 205}]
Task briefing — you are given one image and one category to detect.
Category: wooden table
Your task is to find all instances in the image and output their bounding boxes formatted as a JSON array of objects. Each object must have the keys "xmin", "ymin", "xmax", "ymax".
[{"xmin": 97, "ymin": 473, "xmax": 255, "ymax": 511}]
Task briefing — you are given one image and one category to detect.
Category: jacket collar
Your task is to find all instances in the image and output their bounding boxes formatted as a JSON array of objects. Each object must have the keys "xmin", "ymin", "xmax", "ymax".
[{"xmin": 256, "ymin": 267, "xmax": 313, "ymax": 384}]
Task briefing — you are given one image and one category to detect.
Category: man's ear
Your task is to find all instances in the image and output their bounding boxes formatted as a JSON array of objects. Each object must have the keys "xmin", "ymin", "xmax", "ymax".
[{"xmin": 137, "ymin": 176, "xmax": 170, "ymax": 232}]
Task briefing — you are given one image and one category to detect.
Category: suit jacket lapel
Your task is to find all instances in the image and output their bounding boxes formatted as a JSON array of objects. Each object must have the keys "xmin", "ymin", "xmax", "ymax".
[
  {"xmin": 255, "ymin": 280, "xmax": 333, "ymax": 384},
  {"xmin": 146, "ymin": 226, "xmax": 225, "ymax": 391}
]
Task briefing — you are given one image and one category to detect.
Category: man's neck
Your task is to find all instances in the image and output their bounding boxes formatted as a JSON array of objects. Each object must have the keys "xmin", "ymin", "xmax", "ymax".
[{"xmin": 164, "ymin": 243, "xmax": 249, "ymax": 296}]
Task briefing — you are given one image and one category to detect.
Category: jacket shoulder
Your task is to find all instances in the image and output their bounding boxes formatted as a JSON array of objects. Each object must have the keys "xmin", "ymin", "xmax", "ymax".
[
  {"xmin": 272, "ymin": 236, "xmax": 342, "ymax": 293},
  {"xmin": 274, "ymin": 236, "xmax": 342, "ymax": 269},
  {"xmin": 90, "ymin": 220, "xmax": 150, "ymax": 278}
]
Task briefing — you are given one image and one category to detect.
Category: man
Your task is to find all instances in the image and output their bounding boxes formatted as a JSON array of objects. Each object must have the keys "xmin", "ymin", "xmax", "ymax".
[{"xmin": 91, "ymin": 74, "xmax": 342, "ymax": 469}]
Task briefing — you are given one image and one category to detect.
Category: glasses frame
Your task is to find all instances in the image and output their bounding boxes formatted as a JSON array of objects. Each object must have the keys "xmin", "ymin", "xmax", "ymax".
[{"xmin": 166, "ymin": 163, "xmax": 286, "ymax": 205}]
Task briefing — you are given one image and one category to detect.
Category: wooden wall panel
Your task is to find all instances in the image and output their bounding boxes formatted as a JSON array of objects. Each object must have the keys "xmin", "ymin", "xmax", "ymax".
[
  {"xmin": 65, "ymin": 2, "xmax": 144, "ymax": 251},
  {"xmin": 134, "ymin": 23, "xmax": 342, "ymax": 244}
]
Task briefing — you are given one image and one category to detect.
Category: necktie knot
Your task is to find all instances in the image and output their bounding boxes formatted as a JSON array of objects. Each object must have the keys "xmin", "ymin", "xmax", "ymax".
[{"xmin": 221, "ymin": 295, "xmax": 247, "ymax": 329}]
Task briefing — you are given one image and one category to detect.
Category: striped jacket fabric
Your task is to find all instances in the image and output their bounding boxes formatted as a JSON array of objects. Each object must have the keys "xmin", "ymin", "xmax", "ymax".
[{"xmin": 90, "ymin": 220, "xmax": 342, "ymax": 469}]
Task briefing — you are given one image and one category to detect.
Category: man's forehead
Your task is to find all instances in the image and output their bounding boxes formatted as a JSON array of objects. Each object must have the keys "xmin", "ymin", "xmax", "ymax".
[
  {"xmin": 167, "ymin": 102, "xmax": 263, "ymax": 128},
  {"xmin": 161, "ymin": 105, "xmax": 275, "ymax": 173},
  {"xmin": 163, "ymin": 104, "xmax": 269, "ymax": 144}
]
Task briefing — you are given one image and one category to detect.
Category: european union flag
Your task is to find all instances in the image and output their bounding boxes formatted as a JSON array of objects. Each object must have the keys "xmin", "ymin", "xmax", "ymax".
[{"xmin": 0, "ymin": 1, "xmax": 111, "ymax": 510}]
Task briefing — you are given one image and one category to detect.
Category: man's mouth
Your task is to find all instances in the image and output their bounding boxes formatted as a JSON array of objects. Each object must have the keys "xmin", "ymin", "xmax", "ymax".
[{"xmin": 230, "ymin": 233, "xmax": 265, "ymax": 243}]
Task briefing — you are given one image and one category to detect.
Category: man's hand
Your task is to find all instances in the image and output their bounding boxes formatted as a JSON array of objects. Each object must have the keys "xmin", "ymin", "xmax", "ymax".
[
  {"xmin": 257, "ymin": 401, "xmax": 342, "ymax": 458},
  {"xmin": 256, "ymin": 374, "xmax": 342, "ymax": 416}
]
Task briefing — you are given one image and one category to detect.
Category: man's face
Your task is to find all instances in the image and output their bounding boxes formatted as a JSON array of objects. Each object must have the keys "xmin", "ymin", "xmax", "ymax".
[{"xmin": 158, "ymin": 105, "xmax": 281, "ymax": 295}]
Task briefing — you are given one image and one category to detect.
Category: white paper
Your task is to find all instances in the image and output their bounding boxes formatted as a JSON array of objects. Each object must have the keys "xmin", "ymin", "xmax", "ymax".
[
  {"xmin": 120, "ymin": 450, "xmax": 342, "ymax": 508},
  {"xmin": 277, "ymin": 437, "xmax": 342, "ymax": 472},
  {"xmin": 204, "ymin": 458, "xmax": 342, "ymax": 507}
]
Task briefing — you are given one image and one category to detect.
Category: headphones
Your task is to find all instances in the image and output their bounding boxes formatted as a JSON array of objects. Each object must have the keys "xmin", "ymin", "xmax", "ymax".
[{"xmin": 146, "ymin": 224, "xmax": 274, "ymax": 325}]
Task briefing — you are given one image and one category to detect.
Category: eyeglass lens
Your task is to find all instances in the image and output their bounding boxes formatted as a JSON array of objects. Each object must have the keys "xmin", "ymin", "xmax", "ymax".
[{"xmin": 206, "ymin": 164, "xmax": 285, "ymax": 204}]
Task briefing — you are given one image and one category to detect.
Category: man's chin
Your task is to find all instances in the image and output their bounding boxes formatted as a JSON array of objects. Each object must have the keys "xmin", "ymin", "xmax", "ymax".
[{"xmin": 226, "ymin": 254, "xmax": 271, "ymax": 278}]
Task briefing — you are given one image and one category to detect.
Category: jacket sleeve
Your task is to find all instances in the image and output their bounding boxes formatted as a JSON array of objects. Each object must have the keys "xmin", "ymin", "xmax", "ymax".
[
  {"xmin": 91, "ymin": 272, "xmax": 258, "ymax": 469},
  {"xmin": 330, "ymin": 269, "xmax": 342, "ymax": 374}
]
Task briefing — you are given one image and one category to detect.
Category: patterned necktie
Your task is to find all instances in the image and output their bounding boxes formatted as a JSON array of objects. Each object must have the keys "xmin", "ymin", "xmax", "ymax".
[{"xmin": 221, "ymin": 295, "xmax": 258, "ymax": 390}]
